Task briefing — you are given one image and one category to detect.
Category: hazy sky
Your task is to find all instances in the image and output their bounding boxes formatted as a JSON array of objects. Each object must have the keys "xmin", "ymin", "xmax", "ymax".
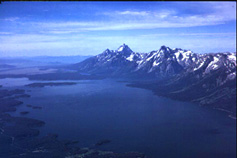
[{"xmin": 0, "ymin": 1, "xmax": 236, "ymax": 56}]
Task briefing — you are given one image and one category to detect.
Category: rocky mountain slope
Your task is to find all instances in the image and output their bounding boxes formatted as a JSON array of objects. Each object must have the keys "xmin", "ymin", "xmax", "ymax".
[
  {"xmin": 73, "ymin": 44, "xmax": 236, "ymax": 79},
  {"xmin": 72, "ymin": 44, "xmax": 236, "ymax": 117}
]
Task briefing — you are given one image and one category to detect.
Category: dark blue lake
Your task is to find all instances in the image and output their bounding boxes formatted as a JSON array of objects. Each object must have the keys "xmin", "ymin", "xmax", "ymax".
[{"xmin": 4, "ymin": 78, "xmax": 236, "ymax": 158}]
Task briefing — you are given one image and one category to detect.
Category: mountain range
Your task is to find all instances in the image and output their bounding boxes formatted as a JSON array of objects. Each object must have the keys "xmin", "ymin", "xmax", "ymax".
[
  {"xmin": 73, "ymin": 44, "xmax": 236, "ymax": 79},
  {"xmin": 72, "ymin": 44, "xmax": 236, "ymax": 117}
]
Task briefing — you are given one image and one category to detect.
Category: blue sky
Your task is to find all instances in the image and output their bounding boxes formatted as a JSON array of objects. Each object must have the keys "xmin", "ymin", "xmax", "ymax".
[{"xmin": 0, "ymin": 1, "xmax": 236, "ymax": 56}]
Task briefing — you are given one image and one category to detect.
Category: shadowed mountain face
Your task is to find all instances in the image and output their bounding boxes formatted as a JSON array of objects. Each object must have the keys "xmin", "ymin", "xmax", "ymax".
[
  {"xmin": 72, "ymin": 44, "xmax": 140, "ymax": 77},
  {"xmin": 72, "ymin": 44, "xmax": 236, "ymax": 116}
]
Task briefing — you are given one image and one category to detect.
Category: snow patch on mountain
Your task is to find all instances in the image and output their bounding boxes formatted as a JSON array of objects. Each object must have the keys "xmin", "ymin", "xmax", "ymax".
[
  {"xmin": 126, "ymin": 54, "xmax": 134, "ymax": 61},
  {"xmin": 228, "ymin": 53, "xmax": 236, "ymax": 62},
  {"xmin": 76, "ymin": 44, "xmax": 236, "ymax": 80}
]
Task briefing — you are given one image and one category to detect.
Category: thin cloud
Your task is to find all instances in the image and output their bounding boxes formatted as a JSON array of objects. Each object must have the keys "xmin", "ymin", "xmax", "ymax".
[
  {"xmin": 116, "ymin": 11, "xmax": 149, "ymax": 16},
  {"xmin": 6, "ymin": 2, "xmax": 234, "ymax": 34},
  {"xmin": 0, "ymin": 32, "xmax": 13, "ymax": 35},
  {"xmin": 0, "ymin": 32, "xmax": 235, "ymax": 54},
  {"xmin": 141, "ymin": 33, "xmax": 236, "ymax": 37},
  {"xmin": 30, "ymin": 18, "xmax": 230, "ymax": 32},
  {"xmin": 3, "ymin": 17, "xmax": 19, "ymax": 22},
  {"xmin": 27, "ymin": 7, "xmax": 235, "ymax": 32},
  {"xmin": 0, "ymin": 2, "xmax": 235, "ymax": 56}
]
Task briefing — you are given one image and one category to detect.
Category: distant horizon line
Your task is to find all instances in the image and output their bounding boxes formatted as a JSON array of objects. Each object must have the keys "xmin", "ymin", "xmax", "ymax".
[{"xmin": 0, "ymin": 43, "xmax": 236, "ymax": 58}]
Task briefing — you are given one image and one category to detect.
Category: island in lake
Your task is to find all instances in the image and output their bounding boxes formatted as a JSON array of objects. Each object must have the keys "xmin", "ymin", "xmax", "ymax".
[{"xmin": 26, "ymin": 82, "xmax": 78, "ymax": 87}]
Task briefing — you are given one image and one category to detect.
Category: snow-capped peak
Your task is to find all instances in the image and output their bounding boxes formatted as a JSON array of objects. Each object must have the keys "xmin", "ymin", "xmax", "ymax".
[
  {"xmin": 77, "ymin": 44, "xmax": 236, "ymax": 83},
  {"xmin": 117, "ymin": 44, "xmax": 133, "ymax": 53}
]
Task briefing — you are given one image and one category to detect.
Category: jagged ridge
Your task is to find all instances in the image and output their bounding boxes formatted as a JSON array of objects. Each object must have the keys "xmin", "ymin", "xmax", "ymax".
[
  {"xmin": 74, "ymin": 44, "xmax": 236, "ymax": 79},
  {"xmin": 72, "ymin": 44, "xmax": 236, "ymax": 117}
]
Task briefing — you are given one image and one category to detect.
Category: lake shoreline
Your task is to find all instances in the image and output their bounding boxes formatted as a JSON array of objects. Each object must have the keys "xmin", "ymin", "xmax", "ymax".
[
  {"xmin": 0, "ymin": 77, "xmax": 236, "ymax": 158},
  {"xmin": 0, "ymin": 84, "xmax": 146, "ymax": 158},
  {"xmin": 126, "ymin": 82, "xmax": 236, "ymax": 119}
]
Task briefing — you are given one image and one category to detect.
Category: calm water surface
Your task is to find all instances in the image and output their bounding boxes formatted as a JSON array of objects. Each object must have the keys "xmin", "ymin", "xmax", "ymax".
[{"xmin": 2, "ymin": 78, "xmax": 236, "ymax": 158}]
